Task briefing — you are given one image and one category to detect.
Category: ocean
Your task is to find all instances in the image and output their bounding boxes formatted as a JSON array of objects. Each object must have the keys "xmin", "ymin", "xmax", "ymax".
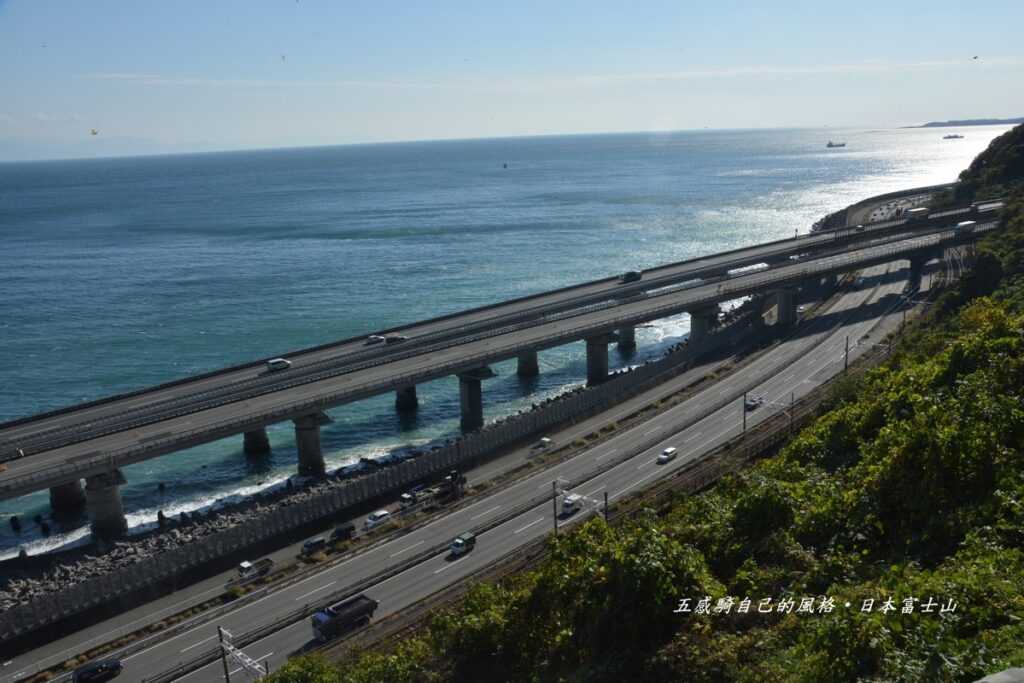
[{"xmin": 0, "ymin": 125, "xmax": 1010, "ymax": 557}]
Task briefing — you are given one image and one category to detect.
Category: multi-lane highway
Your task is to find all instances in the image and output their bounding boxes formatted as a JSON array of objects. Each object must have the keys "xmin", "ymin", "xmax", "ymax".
[
  {"xmin": 56, "ymin": 258, "xmax": 910, "ymax": 682},
  {"xmin": 0, "ymin": 218, "xmax": 982, "ymax": 503}
]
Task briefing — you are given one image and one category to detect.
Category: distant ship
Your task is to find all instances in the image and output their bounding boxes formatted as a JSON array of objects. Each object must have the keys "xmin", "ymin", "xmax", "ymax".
[
  {"xmin": 943, "ymin": 134, "xmax": 964, "ymax": 139},
  {"xmin": 826, "ymin": 141, "xmax": 846, "ymax": 148}
]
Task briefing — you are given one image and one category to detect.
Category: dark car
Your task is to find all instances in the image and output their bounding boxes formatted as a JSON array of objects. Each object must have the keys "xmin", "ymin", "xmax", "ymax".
[
  {"xmin": 330, "ymin": 523, "xmax": 355, "ymax": 542},
  {"xmin": 73, "ymin": 659, "xmax": 122, "ymax": 683}
]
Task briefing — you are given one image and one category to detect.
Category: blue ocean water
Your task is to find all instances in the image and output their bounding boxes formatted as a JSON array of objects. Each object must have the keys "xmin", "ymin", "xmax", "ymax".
[{"xmin": 0, "ymin": 126, "xmax": 1010, "ymax": 556}]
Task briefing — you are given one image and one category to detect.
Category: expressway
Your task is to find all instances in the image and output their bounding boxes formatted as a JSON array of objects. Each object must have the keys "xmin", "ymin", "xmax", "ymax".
[
  {"xmin": 64, "ymin": 258, "xmax": 912, "ymax": 682},
  {"xmin": 0, "ymin": 219, "xmax": 984, "ymax": 504}
]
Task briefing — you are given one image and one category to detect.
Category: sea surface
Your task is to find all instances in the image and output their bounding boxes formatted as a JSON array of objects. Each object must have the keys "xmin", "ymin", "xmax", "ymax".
[{"xmin": 0, "ymin": 125, "xmax": 1011, "ymax": 557}]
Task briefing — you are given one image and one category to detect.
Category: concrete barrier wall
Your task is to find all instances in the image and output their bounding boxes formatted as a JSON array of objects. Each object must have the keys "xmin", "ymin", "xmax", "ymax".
[{"xmin": 0, "ymin": 314, "xmax": 761, "ymax": 643}]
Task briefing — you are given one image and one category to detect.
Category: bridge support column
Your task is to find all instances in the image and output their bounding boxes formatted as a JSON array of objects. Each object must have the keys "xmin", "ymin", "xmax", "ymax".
[
  {"xmin": 908, "ymin": 255, "xmax": 927, "ymax": 292},
  {"xmin": 688, "ymin": 304, "xmax": 720, "ymax": 343},
  {"xmin": 585, "ymin": 334, "xmax": 613, "ymax": 386},
  {"xmin": 617, "ymin": 326, "xmax": 637, "ymax": 352},
  {"xmin": 774, "ymin": 288, "xmax": 797, "ymax": 327},
  {"xmin": 294, "ymin": 413, "xmax": 331, "ymax": 477},
  {"xmin": 458, "ymin": 367, "xmax": 496, "ymax": 432},
  {"xmin": 86, "ymin": 470, "xmax": 127, "ymax": 540},
  {"xmin": 395, "ymin": 385, "xmax": 418, "ymax": 412},
  {"xmin": 516, "ymin": 350, "xmax": 539, "ymax": 378},
  {"xmin": 243, "ymin": 428, "xmax": 271, "ymax": 456},
  {"xmin": 49, "ymin": 480, "xmax": 85, "ymax": 514}
]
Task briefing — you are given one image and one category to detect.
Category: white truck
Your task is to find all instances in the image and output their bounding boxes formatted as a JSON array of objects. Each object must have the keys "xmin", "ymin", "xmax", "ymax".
[
  {"xmin": 562, "ymin": 493, "xmax": 583, "ymax": 515},
  {"xmin": 905, "ymin": 207, "xmax": 929, "ymax": 222}
]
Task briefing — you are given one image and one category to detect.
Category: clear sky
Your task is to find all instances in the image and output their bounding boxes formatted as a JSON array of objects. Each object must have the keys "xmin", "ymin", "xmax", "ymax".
[{"xmin": 2, "ymin": 0, "xmax": 1023, "ymax": 160}]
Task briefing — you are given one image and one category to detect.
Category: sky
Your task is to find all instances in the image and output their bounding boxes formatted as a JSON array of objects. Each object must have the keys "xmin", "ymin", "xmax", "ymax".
[{"xmin": 2, "ymin": 0, "xmax": 1023, "ymax": 160}]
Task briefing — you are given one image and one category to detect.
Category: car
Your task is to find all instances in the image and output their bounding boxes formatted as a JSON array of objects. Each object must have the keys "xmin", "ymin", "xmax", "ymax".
[
  {"xmin": 72, "ymin": 659, "xmax": 123, "ymax": 683},
  {"xmin": 400, "ymin": 484, "xmax": 427, "ymax": 508},
  {"xmin": 797, "ymin": 305, "xmax": 807, "ymax": 315},
  {"xmin": 302, "ymin": 537, "xmax": 327, "ymax": 556},
  {"xmin": 364, "ymin": 335, "xmax": 386, "ymax": 346},
  {"xmin": 744, "ymin": 396, "xmax": 764, "ymax": 411},
  {"xmin": 384, "ymin": 335, "xmax": 408, "ymax": 345},
  {"xmin": 266, "ymin": 357, "xmax": 292, "ymax": 372},
  {"xmin": 656, "ymin": 446, "xmax": 678, "ymax": 464},
  {"xmin": 532, "ymin": 437, "xmax": 553, "ymax": 450},
  {"xmin": 618, "ymin": 270, "xmax": 642, "ymax": 283},
  {"xmin": 330, "ymin": 523, "xmax": 355, "ymax": 543},
  {"xmin": 365, "ymin": 509, "xmax": 391, "ymax": 530},
  {"xmin": 854, "ymin": 225, "xmax": 866, "ymax": 233}
]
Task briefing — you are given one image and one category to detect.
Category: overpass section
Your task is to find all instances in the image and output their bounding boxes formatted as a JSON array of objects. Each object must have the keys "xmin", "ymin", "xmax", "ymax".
[{"xmin": 0, "ymin": 210, "xmax": 998, "ymax": 539}]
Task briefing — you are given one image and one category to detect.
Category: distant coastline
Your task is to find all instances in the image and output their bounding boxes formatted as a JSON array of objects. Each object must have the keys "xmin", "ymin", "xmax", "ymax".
[{"xmin": 911, "ymin": 117, "xmax": 1024, "ymax": 128}]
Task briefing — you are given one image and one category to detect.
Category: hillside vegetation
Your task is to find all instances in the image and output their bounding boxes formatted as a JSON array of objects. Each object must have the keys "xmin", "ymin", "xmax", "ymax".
[{"xmin": 268, "ymin": 126, "xmax": 1024, "ymax": 683}]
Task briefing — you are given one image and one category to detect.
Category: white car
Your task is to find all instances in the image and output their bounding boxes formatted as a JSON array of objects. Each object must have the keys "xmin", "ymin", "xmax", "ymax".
[
  {"xmin": 364, "ymin": 509, "xmax": 391, "ymax": 530},
  {"xmin": 364, "ymin": 335, "xmax": 386, "ymax": 346},
  {"xmin": 656, "ymin": 447, "xmax": 677, "ymax": 464}
]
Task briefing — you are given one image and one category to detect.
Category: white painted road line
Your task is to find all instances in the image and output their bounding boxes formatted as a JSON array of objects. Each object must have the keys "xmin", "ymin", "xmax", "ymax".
[
  {"xmin": 613, "ymin": 469, "xmax": 663, "ymax": 500},
  {"xmin": 595, "ymin": 449, "xmax": 618, "ymax": 462},
  {"xmin": 514, "ymin": 518, "xmax": 544, "ymax": 534},
  {"xmin": 584, "ymin": 484, "xmax": 606, "ymax": 498},
  {"xmin": 433, "ymin": 561, "xmax": 461, "ymax": 575},
  {"xmin": 636, "ymin": 458, "xmax": 657, "ymax": 470},
  {"xmin": 470, "ymin": 504, "xmax": 502, "ymax": 520},
  {"xmin": 294, "ymin": 581, "xmax": 336, "ymax": 602},
  {"xmin": 390, "ymin": 540, "xmax": 424, "ymax": 558},
  {"xmin": 180, "ymin": 633, "xmax": 217, "ymax": 653}
]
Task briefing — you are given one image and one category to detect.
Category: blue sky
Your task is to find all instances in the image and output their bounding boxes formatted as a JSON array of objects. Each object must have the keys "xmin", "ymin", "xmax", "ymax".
[{"xmin": 2, "ymin": 0, "xmax": 1023, "ymax": 160}]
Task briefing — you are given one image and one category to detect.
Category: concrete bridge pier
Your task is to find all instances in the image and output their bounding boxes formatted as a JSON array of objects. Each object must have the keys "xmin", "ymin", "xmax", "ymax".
[
  {"xmin": 516, "ymin": 350, "xmax": 539, "ymax": 378},
  {"xmin": 774, "ymin": 288, "xmax": 797, "ymax": 326},
  {"xmin": 49, "ymin": 479, "xmax": 85, "ymax": 514},
  {"xmin": 243, "ymin": 428, "xmax": 271, "ymax": 456},
  {"xmin": 86, "ymin": 470, "xmax": 127, "ymax": 540},
  {"xmin": 617, "ymin": 325, "xmax": 637, "ymax": 352},
  {"xmin": 688, "ymin": 304, "xmax": 720, "ymax": 344},
  {"xmin": 459, "ymin": 367, "xmax": 496, "ymax": 432},
  {"xmin": 908, "ymin": 254, "xmax": 928, "ymax": 292},
  {"xmin": 395, "ymin": 385, "xmax": 419, "ymax": 412},
  {"xmin": 585, "ymin": 334, "xmax": 615, "ymax": 386},
  {"xmin": 293, "ymin": 412, "xmax": 332, "ymax": 477}
]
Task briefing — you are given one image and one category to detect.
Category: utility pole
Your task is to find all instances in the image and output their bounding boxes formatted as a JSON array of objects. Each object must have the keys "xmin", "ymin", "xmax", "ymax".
[
  {"xmin": 552, "ymin": 481, "xmax": 558, "ymax": 535},
  {"xmin": 844, "ymin": 335, "xmax": 849, "ymax": 373},
  {"xmin": 219, "ymin": 627, "xmax": 231, "ymax": 683},
  {"xmin": 742, "ymin": 392, "xmax": 747, "ymax": 433},
  {"xmin": 604, "ymin": 491, "xmax": 609, "ymax": 521}
]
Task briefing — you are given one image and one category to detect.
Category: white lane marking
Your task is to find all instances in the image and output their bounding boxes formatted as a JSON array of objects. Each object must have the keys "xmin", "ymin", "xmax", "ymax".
[
  {"xmin": 514, "ymin": 517, "xmax": 544, "ymax": 534},
  {"xmin": 636, "ymin": 458, "xmax": 657, "ymax": 470},
  {"xmin": 470, "ymin": 504, "xmax": 501, "ymax": 520},
  {"xmin": 613, "ymin": 469, "xmax": 664, "ymax": 500},
  {"xmin": 180, "ymin": 633, "xmax": 217, "ymax": 653},
  {"xmin": 595, "ymin": 449, "xmax": 618, "ymax": 462},
  {"xmin": 294, "ymin": 581, "xmax": 336, "ymax": 602},
  {"xmin": 229, "ymin": 652, "xmax": 273, "ymax": 675},
  {"xmin": 434, "ymin": 561, "xmax": 459, "ymax": 575},
  {"xmin": 643, "ymin": 427, "xmax": 659, "ymax": 436},
  {"xmin": 583, "ymin": 484, "xmax": 606, "ymax": 498},
  {"xmin": 390, "ymin": 540, "xmax": 424, "ymax": 558},
  {"xmin": 683, "ymin": 430, "xmax": 703, "ymax": 442}
]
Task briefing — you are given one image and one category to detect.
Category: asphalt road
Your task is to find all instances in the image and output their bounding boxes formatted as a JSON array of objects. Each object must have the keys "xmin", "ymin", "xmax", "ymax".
[
  {"xmin": 0, "ymin": 224, "xmax": 968, "ymax": 502},
  {"xmin": 65, "ymin": 259, "xmax": 911, "ymax": 682}
]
